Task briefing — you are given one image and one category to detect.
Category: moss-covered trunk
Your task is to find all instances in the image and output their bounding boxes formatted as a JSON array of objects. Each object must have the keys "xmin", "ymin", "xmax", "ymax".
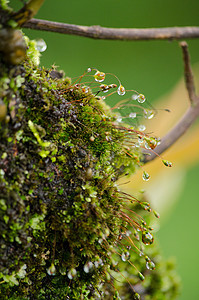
[{"xmin": 0, "ymin": 2, "xmax": 180, "ymax": 299}]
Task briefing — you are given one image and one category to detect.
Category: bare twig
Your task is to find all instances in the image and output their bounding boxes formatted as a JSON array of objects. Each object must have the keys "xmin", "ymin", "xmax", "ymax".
[
  {"xmin": 13, "ymin": 0, "xmax": 45, "ymax": 26},
  {"xmin": 23, "ymin": 19, "xmax": 199, "ymax": 41},
  {"xmin": 143, "ymin": 104, "xmax": 199, "ymax": 162},
  {"xmin": 144, "ymin": 42, "xmax": 199, "ymax": 163},
  {"xmin": 180, "ymin": 41, "xmax": 197, "ymax": 105}
]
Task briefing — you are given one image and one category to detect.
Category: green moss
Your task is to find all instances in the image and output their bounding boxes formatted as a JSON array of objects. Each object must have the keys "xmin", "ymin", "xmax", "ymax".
[{"xmin": 0, "ymin": 1, "xmax": 180, "ymax": 299}]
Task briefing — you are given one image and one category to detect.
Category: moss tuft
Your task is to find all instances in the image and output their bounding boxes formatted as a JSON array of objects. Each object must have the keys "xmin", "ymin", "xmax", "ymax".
[{"xmin": 0, "ymin": 2, "xmax": 180, "ymax": 299}]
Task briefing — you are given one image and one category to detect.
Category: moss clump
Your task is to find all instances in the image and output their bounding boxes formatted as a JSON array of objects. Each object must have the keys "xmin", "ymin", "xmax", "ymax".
[
  {"xmin": 0, "ymin": 2, "xmax": 180, "ymax": 299},
  {"xmin": 0, "ymin": 33, "xmax": 141, "ymax": 300}
]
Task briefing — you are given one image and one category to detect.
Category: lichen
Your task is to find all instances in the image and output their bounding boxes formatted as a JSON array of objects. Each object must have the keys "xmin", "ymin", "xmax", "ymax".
[{"xmin": 0, "ymin": 2, "xmax": 180, "ymax": 299}]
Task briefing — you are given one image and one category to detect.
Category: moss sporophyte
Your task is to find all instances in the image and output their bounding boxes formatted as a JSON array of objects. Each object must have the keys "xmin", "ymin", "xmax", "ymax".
[{"xmin": 0, "ymin": 2, "xmax": 179, "ymax": 299}]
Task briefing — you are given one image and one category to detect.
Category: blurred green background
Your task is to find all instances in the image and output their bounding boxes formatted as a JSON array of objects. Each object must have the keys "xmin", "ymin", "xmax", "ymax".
[{"xmin": 11, "ymin": 0, "xmax": 199, "ymax": 298}]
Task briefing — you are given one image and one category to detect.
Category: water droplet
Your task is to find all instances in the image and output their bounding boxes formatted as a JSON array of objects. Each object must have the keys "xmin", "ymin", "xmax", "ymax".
[
  {"xmin": 157, "ymin": 138, "xmax": 161, "ymax": 145},
  {"xmin": 121, "ymin": 251, "xmax": 130, "ymax": 261},
  {"xmin": 117, "ymin": 85, "xmax": 126, "ymax": 96},
  {"xmin": 87, "ymin": 67, "xmax": 92, "ymax": 72},
  {"xmin": 67, "ymin": 268, "xmax": 77, "ymax": 279},
  {"xmin": 142, "ymin": 171, "xmax": 150, "ymax": 181},
  {"xmin": 36, "ymin": 39, "xmax": 47, "ymax": 52},
  {"xmin": 142, "ymin": 231, "xmax": 154, "ymax": 245},
  {"xmin": 94, "ymin": 258, "xmax": 103, "ymax": 268},
  {"xmin": 144, "ymin": 142, "xmax": 151, "ymax": 150},
  {"xmin": 118, "ymin": 234, "xmax": 124, "ymax": 240},
  {"xmin": 110, "ymin": 84, "xmax": 117, "ymax": 89},
  {"xmin": 100, "ymin": 84, "xmax": 109, "ymax": 92},
  {"xmin": 144, "ymin": 109, "xmax": 154, "ymax": 119},
  {"xmin": 129, "ymin": 112, "xmax": 136, "ymax": 119},
  {"xmin": 137, "ymin": 94, "xmax": 146, "ymax": 103},
  {"xmin": 125, "ymin": 230, "xmax": 131, "ymax": 237},
  {"xmin": 138, "ymin": 272, "xmax": 145, "ymax": 281},
  {"xmin": 47, "ymin": 263, "xmax": 56, "ymax": 276},
  {"xmin": 153, "ymin": 210, "xmax": 160, "ymax": 218},
  {"xmin": 83, "ymin": 262, "xmax": 93, "ymax": 273},
  {"xmin": 117, "ymin": 116, "xmax": 123, "ymax": 123},
  {"xmin": 144, "ymin": 138, "xmax": 157, "ymax": 150},
  {"xmin": 101, "ymin": 96, "xmax": 106, "ymax": 100},
  {"xmin": 162, "ymin": 159, "xmax": 172, "ymax": 167},
  {"xmin": 134, "ymin": 292, "xmax": 141, "ymax": 300},
  {"xmin": 131, "ymin": 94, "xmax": 138, "ymax": 101},
  {"xmin": 138, "ymin": 124, "xmax": 146, "ymax": 131},
  {"xmin": 94, "ymin": 71, "xmax": 105, "ymax": 82},
  {"xmin": 90, "ymin": 136, "xmax": 95, "ymax": 142},
  {"xmin": 137, "ymin": 136, "xmax": 144, "ymax": 145},
  {"xmin": 146, "ymin": 260, "xmax": 156, "ymax": 270}
]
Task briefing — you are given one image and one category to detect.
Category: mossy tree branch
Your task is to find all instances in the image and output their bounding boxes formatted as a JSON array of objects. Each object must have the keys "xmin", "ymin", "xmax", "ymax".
[{"xmin": 22, "ymin": 17, "xmax": 199, "ymax": 163}]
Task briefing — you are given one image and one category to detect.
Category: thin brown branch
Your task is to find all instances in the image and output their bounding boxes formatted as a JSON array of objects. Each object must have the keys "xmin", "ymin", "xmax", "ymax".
[
  {"xmin": 23, "ymin": 19, "xmax": 199, "ymax": 41},
  {"xmin": 180, "ymin": 41, "xmax": 197, "ymax": 105},
  {"xmin": 13, "ymin": 0, "xmax": 45, "ymax": 26},
  {"xmin": 143, "ymin": 103, "xmax": 199, "ymax": 162},
  {"xmin": 144, "ymin": 42, "xmax": 199, "ymax": 163}
]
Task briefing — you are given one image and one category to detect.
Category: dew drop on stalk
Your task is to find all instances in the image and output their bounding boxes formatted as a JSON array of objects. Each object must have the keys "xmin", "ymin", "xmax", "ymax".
[
  {"xmin": 134, "ymin": 292, "xmax": 141, "ymax": 300},
  {"xmin": 157, "ymin": 138, "xmax": 161, "ymax": 145},
  {"xmin": 142, "ymin": 171, "xmax": 150, "ymax": 181},
  {"xmin": 36, "ymin": 39, "xmax": 47, "ymax": 52},
  {"xmin": 144, "ymin": 142, "xmax": 151, "ymax": 150},
  {"xmin": 144, "ymin": 138, "xmax": 157, "ymax": 150},
  {"xmin": 87, "ymin": 67, "xmax": 92, "ymax": 72},
  {"xmin": 117, "ymin": 116, "xmax": 123, "ymax": 123},
  {"xmin": 129, "ymin": 112, "xmax": 136, "ymax": 119},
  {"xmin": 94, "ymin": 258, "xmax": 103, "ymax": 268},
  {"xmin": 125, "ymin": 230, "xmax": 132, "ymax": 237},
  {"xmin": 94, "ymin": 71, "xmax": 105, "ymax": 82},
  {"xmin": 90, "ymin": 136, "xmax": 95, "ymax": 142},
  {"xmin": 146, "ymin": 260, "xmax": 156, "ymax": 270},
  {"xmin": 83, "ymin": 262, "xmax": 93, "ymax": 273},
  {"xmin": 162, "ymin": 159, "xmax": 172, "ymax": 167},
  {"xmin": 144, "ymin": 109, "xmax": 154, "ymax": 119},
  {"xmin": 137, "ymin": 94, "xmax": 146, "ymax": 103},
  {"xmin": 121, "ymin": 251, "xmax": 130, "ymax": 261},
  {"xmin": 101, "ymin": 96, "xmax": 106, "ymax": 100},
  {"xmin": 47, "ymin": 263, "xmax": 56, "ymax": 276},
  {"xmin": 117, "ymin": 85, "xmax": 126, "ymax": 96},
  {"xmin": 131, "ymin": 94, "xmax": 138, "ymax": 101},
  {"xmin": 153, "ymin": 210, "xmax": 160, "ymax": 218},
  {"xmin": 138, "ymin": 124, "xmax": 146, "ymax": 131},
  {"xmin": 138, "ymin": 271, "xmax": 145, "ymax": 281},
  {"xmin": 142, "ymin": 231, "xmax": 154, "ymax": 245},
  {"xmin": 67, "ymin": 268, "xmax": 77, "ymax": 279}
]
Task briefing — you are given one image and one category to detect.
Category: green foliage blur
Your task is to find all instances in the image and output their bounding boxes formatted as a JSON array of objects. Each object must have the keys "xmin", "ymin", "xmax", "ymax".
[{"xmin": 10, "ymin": 0, "xmax": 199, "ymax": 299}]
